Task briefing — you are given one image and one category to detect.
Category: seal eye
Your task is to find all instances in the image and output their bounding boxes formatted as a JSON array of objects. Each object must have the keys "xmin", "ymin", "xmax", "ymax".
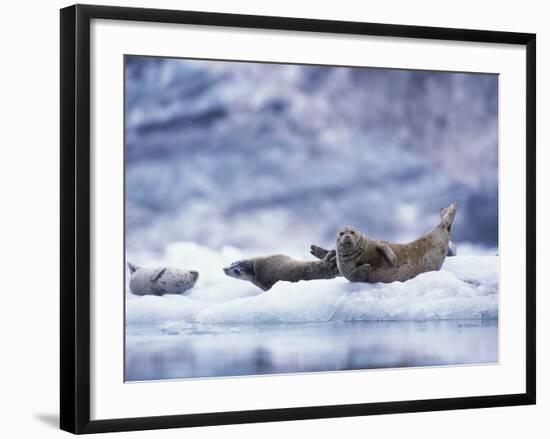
[
  {"xmin": 339, "ymin": 232, "xmax": 345, "ymax": 237},
  {"xmin": 234, "ymin": 269, "xmax": 241, "ymax": 276},
  {"xmin": 350, "ymin": 231, "xmax": 355, "ymax": 235}
]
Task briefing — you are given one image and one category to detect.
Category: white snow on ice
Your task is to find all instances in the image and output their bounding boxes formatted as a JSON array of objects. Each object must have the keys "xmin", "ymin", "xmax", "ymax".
[{"xmin": 126, "ymin": 242, "xmax": 498, "ymax": 325}]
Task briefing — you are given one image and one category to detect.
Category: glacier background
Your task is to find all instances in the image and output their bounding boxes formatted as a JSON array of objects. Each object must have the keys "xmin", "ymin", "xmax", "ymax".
[{"xmin": 124, "ymin": 56, "xmax": 498, "ymax": 257}]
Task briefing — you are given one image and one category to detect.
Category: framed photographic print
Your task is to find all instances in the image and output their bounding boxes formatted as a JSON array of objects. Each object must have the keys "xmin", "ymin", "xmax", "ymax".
[{"xmin": 60, "ymin": 4, "xmax": 536, "ymax": 434}]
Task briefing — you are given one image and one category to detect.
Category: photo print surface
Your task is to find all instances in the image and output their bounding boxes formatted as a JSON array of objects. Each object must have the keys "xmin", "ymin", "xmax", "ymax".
[{"xmin": 124, "ymin": 55, "xmax": 499, "ymax": 381}]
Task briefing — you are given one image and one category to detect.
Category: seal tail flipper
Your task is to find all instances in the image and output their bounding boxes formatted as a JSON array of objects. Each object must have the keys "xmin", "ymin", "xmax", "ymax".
[
  {"xmin": 310, "ymin": 244, "xmax": 330, "ymax": 260},
  {"xmin": 440, "ymin": 202, "xmax": 458, "ymax": 233},
  {"xmin": 127, "ymin": 262, "xmax": 139, "ymax": 274}
]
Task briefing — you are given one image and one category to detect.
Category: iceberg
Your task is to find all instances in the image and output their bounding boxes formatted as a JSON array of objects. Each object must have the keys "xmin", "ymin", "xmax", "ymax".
[{"xmin": 126, "ymin": 243, "xmax": 498, "ymax": 325}]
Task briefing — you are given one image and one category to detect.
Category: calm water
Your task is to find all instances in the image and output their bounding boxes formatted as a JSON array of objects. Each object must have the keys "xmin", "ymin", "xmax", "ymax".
[{"xmin": 125, "ymin": 320, "xmax": 498, "ymax": 381}]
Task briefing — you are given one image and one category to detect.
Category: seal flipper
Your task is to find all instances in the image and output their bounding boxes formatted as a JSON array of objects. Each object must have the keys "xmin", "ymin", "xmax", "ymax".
[
  {"xmin": 323, "ymin": 249, "xmax": 337, "ymax": 263},
  {"xmin": 440, "ymin": 202, "xmax": 458, "ymax": 233},
  {"xmin": 345, "ymin": 263, "xmax": 372, "ymax": 282},
  {"xmin": 310, "ymin": 244, "xmax": 330, "ymax": 260},
  {"xmin": 127, "ymin": 262, "xmax": 139, "ymax": 274},
  {"xmin": 376, "ymin": 242, "xmax": 398, "ymax": 266},
  {"xmin": 252, "ymin": 279, "xmax": 273, "ymax": 291},
  {"xmin": 150, "ymin": 267, "xmax": 167, "ymax": 283}
]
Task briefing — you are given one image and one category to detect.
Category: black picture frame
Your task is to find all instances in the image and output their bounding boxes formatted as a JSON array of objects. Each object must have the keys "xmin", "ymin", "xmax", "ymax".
[{"xmin": 60, "ymin": 4, "xmax": 536, "ymax": 434}]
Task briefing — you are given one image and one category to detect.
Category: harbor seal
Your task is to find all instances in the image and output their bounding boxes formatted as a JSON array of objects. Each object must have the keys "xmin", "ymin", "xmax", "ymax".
[
  {"xmin": 223, "ymin": 252, "xmax": 339, "ymax": 291},
  {"xmin": 127, "ymin": 263, "xmax": 199, "ymax": 295},
  {"xmin": 311, "ymin": 241, "xmax": 457, "ymax": 259},
  {"xmin": 312, "ymin": 202, "xmax": 458, "ymax": 283}
]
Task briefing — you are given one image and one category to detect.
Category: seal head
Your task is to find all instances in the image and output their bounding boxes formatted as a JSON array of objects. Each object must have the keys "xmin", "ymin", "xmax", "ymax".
[
  {"xmin": 223, "ymin": 260, "xmax": 254, "ymax": 282},
  {"xmin": 337, "ymin": 226, "xmax": 365, "ymax": 254}
]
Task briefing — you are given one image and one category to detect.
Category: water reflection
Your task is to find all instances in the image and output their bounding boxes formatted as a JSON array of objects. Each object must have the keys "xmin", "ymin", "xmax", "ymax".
[{"xmin": 125, "ymin": 320, "xmax": 498, "ymax": 381}]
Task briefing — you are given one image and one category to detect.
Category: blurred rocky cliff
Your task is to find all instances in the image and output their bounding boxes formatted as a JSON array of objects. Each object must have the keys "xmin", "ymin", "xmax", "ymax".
[{"xmin": 125, "ymin": 56, "xmax": 498, "ymax": 254}]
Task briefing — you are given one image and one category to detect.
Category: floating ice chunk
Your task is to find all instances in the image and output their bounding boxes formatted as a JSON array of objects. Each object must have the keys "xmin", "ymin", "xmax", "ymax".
[
  {"xmin": 126, "ymin": 246, "xmax": 498, "ymax": 325},
  {"xmin": 442, "ymin": 255, "xmax": 498, "ymax": 295}
]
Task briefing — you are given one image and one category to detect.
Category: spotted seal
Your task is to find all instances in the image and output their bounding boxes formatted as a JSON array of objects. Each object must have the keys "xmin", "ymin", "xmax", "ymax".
[
  {"xmin": 127, "ymin": 263, "xmax": 199, "ymax": 295},
  {"xmin": 223, "ymin": 252, "xmax": 339, "ymax": 291},
  {"xmin": 311, "ymin": 202, "xmax": 458, "ymax": 283}
]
